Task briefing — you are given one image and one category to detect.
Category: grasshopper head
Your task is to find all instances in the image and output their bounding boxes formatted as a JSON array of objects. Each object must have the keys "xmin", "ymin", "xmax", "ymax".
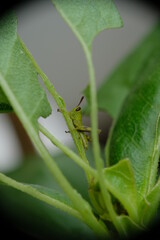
[{"xmin": 70, "ymin": 96, "xmax": 84, "ymax": 121}]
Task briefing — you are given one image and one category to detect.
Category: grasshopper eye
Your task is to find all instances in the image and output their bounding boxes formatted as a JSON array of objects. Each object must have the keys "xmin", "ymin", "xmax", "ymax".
[{"xmin": 76, "ymin": 107, "xmax": 81, "ymax": 111}]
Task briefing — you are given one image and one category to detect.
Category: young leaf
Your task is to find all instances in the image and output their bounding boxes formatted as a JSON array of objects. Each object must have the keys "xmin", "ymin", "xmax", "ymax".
[
  {"xmin": 107, "ymin": 62, "xmax": 160, "ymax": 199},
  {"xmin": 104, "ymin": 159, "xmax": 138, "ymax": 221},
  {"xmin": 84, "ymin": 24, "xmax": 160, "ymax": 117},
  {"xmin": 139, "ymin": 178, "xmax": 160, "ymax": 227},
  {"xmin": 117, "ymin": 215, "xmax": 143, "ymax": 237},
  {"xmin": 0, "ymin": 12, "xmax": 51, "ymax": 129},
  {"xmin": 51, "ymin": 0, "xmax": 123, "ymax": 50}
]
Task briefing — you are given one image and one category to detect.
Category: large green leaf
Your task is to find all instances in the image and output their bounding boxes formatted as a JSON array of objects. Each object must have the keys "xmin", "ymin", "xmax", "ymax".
[
  {"xmin": 104, "ymin": 159, "xmax": 138, "ymax": 222},
  {"xmin": 84, "ymin": 24, "xmax": 160, "ymax": 118},
  {"xmin": 0, "ymin": 12, "xmax": 51, "ymax": 129},
  {"xmin": 106, "ymin": 62, "xmax": 160, "ymax": 200},
  {"xmin": 98, "ymin": 23, "xmax": 160, "ymax": 118},
  {"xmin": 51, "ymin": 0, "xmax": 123, "ymax": 50}
]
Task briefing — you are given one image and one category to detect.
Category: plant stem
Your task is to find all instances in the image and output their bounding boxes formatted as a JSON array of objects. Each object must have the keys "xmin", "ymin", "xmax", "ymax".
[
  {"xmin": 19, "ymin": 36, "xmax": 90, "ymax": 179},
  {"xmin": 16, "ymin": 37, "xmax": 109, "ymax": 236},
  {"xmin": 0, "ymin": 173, "xmax": 82, "ymax": 220},
  {"xmin": 38, "ymin": 123, "xmax": 97, "ymax": 178},
  {"xmin": 0, "ymin": 71, "xmax": 108, "ymax": 236},
  {"xmin": 82, "ymin": 45, "xmax": 123, "ymax": 234},
  {"xmin": 33, "ymin": 130, "xmax": 108, "ymax": 236}
]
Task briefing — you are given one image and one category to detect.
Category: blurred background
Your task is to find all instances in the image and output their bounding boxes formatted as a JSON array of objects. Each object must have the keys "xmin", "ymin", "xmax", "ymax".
[{"xmin": 0, "ymin": 0, "xmax": 159, "ymax": 172}]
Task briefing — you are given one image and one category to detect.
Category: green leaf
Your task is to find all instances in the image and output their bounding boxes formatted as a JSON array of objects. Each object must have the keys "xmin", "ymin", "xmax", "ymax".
[
  {"xmin": 139, "ymin": 179, "xmax": 160, "ymax": 227},
  {"xmin": 0, "ymin": 185, "xmax": 94, "ymax": 238},
  {"xmin": 84, "ymin": 24, "xmax": 160, "ymax": 118},
  {"xmin": 0, "ymin": 12, "xmax": 51, "ymax": 129},
  {"xmin": 0, "ymin": 154, "xmax": 94, "ymax": 238},
  {"xmin": 107, "ymin": 62, "xmax": 160, "ymax": 199},
  {"xmin": 51, "ymin": 0, "xmax": 123, "ymax": 50},
  {"xmin": 7, "ymin": 151, "xmax": 90, "ymax": 200},
  {"xmin": 30, "ymin": 184, "xmax": 71, "ymax": 205},
  {"xmin": 104, "ymin": 159, "xmax": 138, "ymax": 221}
]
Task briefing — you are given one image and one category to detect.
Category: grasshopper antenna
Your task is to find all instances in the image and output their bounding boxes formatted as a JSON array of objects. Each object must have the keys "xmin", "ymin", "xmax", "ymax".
[{"xmin": 77, "ymin": 96, "xmax": 84, "ymax": 107}]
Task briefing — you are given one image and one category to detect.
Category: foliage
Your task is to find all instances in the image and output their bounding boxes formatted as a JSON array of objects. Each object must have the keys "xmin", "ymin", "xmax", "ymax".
[{"xmin": 0, "ymin": 1, "xmax": 160, "ymax": 239}]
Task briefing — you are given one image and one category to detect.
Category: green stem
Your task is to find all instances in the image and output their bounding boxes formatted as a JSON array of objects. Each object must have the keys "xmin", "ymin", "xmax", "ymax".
[
  {"xmin": 33, "ymin": 131, "xmax": 108, "ymax": 236},
  {"xmin": 15, "ymin": 37, "xmax": 110, "ymax": 235},
  {"xmin": 85, "ymin": 50, "xmax": 100, "ymax": 163},
  {"xmin": 0, "ymin": 173, "xmax": 82, "ymax": 221},
  {"xmin": 39, "ymin": 123, "xmax": 97, "ymax": 178},
  {"xmin": 19, "ymin": 36, "xmax": 90, "ymax": 179},
  {"xmin": 83, "ymin": 45, "xmax": 123, "ymax": 234}
]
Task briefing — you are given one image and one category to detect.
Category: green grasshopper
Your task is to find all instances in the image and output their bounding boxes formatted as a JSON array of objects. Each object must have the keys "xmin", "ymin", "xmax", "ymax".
[
  {"xmin": 68, "ymin": 96, "xmax": 92, "ymax": 149},
  {"xmin": 58, "ymin": 96, "xmax": 101, "ymax": 149}
]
